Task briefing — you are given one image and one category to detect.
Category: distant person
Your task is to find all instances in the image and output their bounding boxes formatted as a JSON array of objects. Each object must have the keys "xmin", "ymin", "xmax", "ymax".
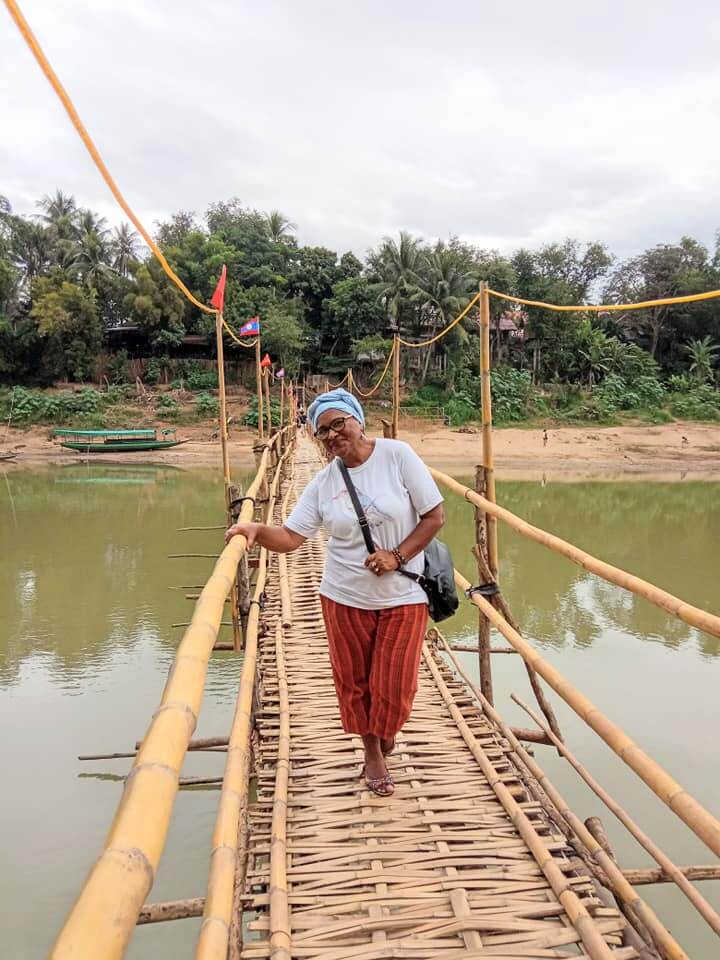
[
  {"xmin": 225, "ymin": 387, "xmax": 445, "ymax": 797},
  {"xmin": 543, "ymin": 429, "xmax": 548, "ymax": 447},
  {"xmin": 296, "ymin": 405, "xmax": 307, "ymax": 430}
]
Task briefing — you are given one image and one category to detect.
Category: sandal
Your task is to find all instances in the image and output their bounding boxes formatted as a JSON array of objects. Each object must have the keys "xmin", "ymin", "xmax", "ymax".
[{"xmin": 360, "ymin": 764, "xmax": 395, "ymax": 797}]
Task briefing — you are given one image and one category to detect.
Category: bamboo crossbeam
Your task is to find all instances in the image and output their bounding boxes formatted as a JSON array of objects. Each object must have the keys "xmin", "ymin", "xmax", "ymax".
[
  {"xmin": 452, "ymin": 568, "xmax": 720, "ymax": 860},
  {"xmin": 436, "ymin": 634, "xmax": 689, "ymax": 960},
  {"xmin": 51, "ymin": 432, "xmax": 288, "ymax": 960},
  {"xmin": 625, "ymin": 866, "xmax": 720, "ymax": 886},
  {"xmin": 137, "ymin": 897, "xmax": 205, "ymax": 925},
  {"xmin": 432, "ymin": 470, "xmax": 720, "ymax": 641},
  {"xmin": 512, "ymin": 693, "xmax": 720, "ymax": 935}
]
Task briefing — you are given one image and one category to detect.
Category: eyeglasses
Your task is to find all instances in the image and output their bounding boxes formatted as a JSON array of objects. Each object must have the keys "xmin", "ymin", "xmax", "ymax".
[{"xmin": 315, "ymin": 415, "xmax": 352, "ymax": 440}]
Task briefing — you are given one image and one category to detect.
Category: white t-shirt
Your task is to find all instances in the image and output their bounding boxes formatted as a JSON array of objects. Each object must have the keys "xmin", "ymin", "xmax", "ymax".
[{"xmin": 285, "ymin": 439, "xmax": 444, "ymax": 610}]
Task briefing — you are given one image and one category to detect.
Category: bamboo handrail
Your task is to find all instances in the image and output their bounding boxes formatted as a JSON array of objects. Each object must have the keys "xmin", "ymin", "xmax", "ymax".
[
  {"xmin": 511, "ymin": 693, "xmax": 720, "ymax": 935},
  {"xmin": 431, "ymin": 469, "xmax": 720, "ymax": 641},
  {"xmin": 453, "ymin": 566, "xmax": 720, "ymax": 859},
  {"xmin": 195, "ymin": 547, "xmax": 268, "ymax": 959},
  {"xmin": 196, "ymin": 439, "xmax": 294, "ymax": 959},
  {"xmin": 51, "ymin": 430, "xmax": 289, "ymax": 960},
  {"xmin": 435, "ymin": 633, "xmax": 689, "ymax": 960},
  {"xmin": 269, "ymin": 620, "xmax": 291, "ymax": 959}
]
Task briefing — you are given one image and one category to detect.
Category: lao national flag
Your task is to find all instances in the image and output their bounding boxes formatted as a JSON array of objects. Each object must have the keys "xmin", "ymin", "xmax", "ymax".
[
  {"xmin": 276, "ymin": 367, "xmax": 285, "ymax": 379},
  {"xmin": 210, "ymin": 265, "xmax": 227, "ymax": 311},
  {"xmin": 239, "ymin": 316, "xmax": 260, "ymax": 337},
  {"xmin": 260, "ymin": 353, "xmax": 272, "ymax": 368}
]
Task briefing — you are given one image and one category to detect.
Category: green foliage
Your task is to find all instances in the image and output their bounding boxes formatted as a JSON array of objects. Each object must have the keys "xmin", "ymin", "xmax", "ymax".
[
  {"xmin": 490, "ymin": 368, "xmax": 535, "ymax": 422},
  {"xmin": 668, "ymin": 384, "xmax": 720, "ymax": 421},
  {"xmin": 1, "ymin": 386, "xmax": 104, "ymax": 423},
  {"xmin": 195, "ymin": 392, "xmax": 220, "ymax": 419},
  {"xmin": 241, "ymin": 395, "xmax": 282, "ymax": 428},
  {"xmin": 351, "ymin": 334, "xmax": 392, "ymax": 362},
  {"xmin": 106, "ymin": 349, "xmax": 131, "ymax": 384},
  {"xmin": 594, "ymin": 374, "xmax": 665, "ymax": 413},
  {"xmin": 170, "ymin": 361, "xmax": 218, "ymax": 390},
  {"xmin": 155, "ymin": 394, "xmax": 179, "ymax": 419}
]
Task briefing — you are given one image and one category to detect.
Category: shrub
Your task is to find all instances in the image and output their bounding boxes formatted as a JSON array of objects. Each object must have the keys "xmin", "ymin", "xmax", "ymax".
[
  {"xmin": 668, "ymin": 384, "xmax": 720, "ymax": 421},
  {"xmin": 156, "ymin": 394, "xmax": 179, "ymax": 419},
  {"xmin": 242, "ymin": 396, "xmax": 281, "ymax": 428},
  {"xmin": 195, "ymin": 392, "xmax": 220, "ymax": 419},
  {"xmin": 490, "ymin": 368, "xmax": 534, "ymax": 422}
]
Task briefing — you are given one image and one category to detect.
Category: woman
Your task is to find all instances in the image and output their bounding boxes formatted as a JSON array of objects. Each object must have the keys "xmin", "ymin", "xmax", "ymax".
[{"xmin": 225, "ymin": 388, "xmax": 445, "ymax": 796}]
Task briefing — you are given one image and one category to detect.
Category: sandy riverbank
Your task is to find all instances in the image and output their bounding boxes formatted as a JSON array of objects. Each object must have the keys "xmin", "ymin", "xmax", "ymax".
[{"xmin": 2, "ymin": 420, "xmax": 719, "ymax": 480}]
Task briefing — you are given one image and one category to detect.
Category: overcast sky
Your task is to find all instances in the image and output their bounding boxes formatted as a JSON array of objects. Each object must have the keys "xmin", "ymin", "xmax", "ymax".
[{"xmin": 2, "ymin": 1, "xmax": 719, "ymax": 261}]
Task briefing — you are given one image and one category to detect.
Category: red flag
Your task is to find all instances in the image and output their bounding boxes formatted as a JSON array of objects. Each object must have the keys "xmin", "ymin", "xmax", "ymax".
[
  {"xmin": 210, "ymin": 265, "xmax": 227, "ymax": 311},
  {"xmin": 260, "ymin": 353, "xmax": 272, "ymax": 369}
]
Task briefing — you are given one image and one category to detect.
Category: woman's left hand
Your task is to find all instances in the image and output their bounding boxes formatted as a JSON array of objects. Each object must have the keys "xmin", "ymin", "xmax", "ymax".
[{"xmin": 365, "ymin": 550, "xmax": 399, "ymax": 576}]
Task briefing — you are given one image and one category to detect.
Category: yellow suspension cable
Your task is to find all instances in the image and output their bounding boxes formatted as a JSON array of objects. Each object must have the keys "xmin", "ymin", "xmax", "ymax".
[
  {"xmin": 487, "ymin": 286, "xmax": 720, "ymax": 313},
  {"xmin": 328, "ymin": 370, "xmax": 349, "ymax": 389},
  {"xmin": 353, "ymin": 340, "xmax": 396, "ymax": 398},
  {"xmin": 398, "ymin": 291, "xmax": 481, "ymax": 348},
  {"xmin": 4, "ymin": 0, "xmax": 216, "ymax": 315}
]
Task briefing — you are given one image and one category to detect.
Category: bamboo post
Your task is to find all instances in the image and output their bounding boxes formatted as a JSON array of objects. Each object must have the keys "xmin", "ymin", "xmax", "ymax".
[
  {"xmin": 392, "ymin": 336, "xmax": 400, "ymax": 438},
  {"xmin": 264, "ymin": 367, "xmax": 272, "ymax": 437},
  {"xmin": 255, "ymin": 338, "xmax": 263, "ymax": 441},
  {"xmin": 269, "ymin": 621, "xmax": 291, "ymax": 959},
  {"xmin": 215, "ymin": 312, "xmax": 241, "ymax": 652},
  {"xmin": 473, "ymin": 465, "xmax": 493, "ymax": 704},
  {"xmin": 279, "ymin": 376, "xmax": 285, "ymax": 429},
  {"xmin": 479, "ymin": 281, "xmax": 498, "ymax": 576}
]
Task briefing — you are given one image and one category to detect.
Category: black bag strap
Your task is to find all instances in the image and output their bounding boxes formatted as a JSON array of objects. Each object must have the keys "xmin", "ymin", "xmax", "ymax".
[
  {"xmin": 335, "ymin": 458, "xmax": 376, "ymax": 553},
  {"xmin": 335, "ymin": 458, "xmax": 423, "ymax": 584}
]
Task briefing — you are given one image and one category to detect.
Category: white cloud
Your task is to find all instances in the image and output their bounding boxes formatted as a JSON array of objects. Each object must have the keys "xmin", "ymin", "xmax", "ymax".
[{"xmin": 2, "ymin": 0, "xmax": 719, "ymax": 259}]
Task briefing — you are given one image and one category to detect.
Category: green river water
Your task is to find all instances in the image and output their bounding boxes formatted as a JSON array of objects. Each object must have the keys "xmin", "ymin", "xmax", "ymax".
[{"xmin": 1, "ymin": 463, "xmax": 719, "ymax": 958}]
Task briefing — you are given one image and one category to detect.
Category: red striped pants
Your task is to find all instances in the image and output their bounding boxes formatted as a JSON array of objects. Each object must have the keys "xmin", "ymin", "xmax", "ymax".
[{"xmin": 320, "ymin": 596, "xmax": 428, "ymax": 739}]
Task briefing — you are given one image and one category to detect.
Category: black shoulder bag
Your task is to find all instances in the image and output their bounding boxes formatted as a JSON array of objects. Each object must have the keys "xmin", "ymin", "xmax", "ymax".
[{"xmin": 336, "ymin": 458, "xmax": 459, "ymax": 623}]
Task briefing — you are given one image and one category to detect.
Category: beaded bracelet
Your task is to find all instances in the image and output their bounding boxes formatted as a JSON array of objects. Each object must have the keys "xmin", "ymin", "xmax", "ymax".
[{"xmin": 391, "ymin": 547, "xmax": 407, "ymax": 569}]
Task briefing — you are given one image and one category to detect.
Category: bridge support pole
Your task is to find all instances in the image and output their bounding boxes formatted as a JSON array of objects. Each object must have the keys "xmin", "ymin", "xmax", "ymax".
[
  {"xmin": 216, "ymin": 310, "xmax": 243, "ymax": 653},
  {"xmin": 474, "ymin": 465, "xmax": 494, "ymax": 704},
  {"xmin": 392, "ymin": 336, "xmax": 400, "ymax": 438},
  {"xmin": 479, "ymin": 281, "xmax": 498, "ymax": 577},
  {"xmin": 255, "ymin": 338, "xmax": 264, "ymax": 441}
]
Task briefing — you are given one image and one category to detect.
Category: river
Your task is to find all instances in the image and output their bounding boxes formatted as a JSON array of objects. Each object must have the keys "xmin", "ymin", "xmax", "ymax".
[{"xmin": 1, "ymin": 463, "xmax": 719, "ymax": 958}]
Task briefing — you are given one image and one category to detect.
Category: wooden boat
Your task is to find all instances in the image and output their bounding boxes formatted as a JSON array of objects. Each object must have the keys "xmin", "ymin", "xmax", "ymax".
[{"xmin": 53, "ymin": 428, "xmax": 189, "ymax": 453}]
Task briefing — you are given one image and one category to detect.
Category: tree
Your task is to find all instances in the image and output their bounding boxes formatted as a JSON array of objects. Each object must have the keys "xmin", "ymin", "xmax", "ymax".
[
  {"xmin": 604, "ymin": 237, "xmax": 713, "ymax": 361},
  {"xmin": 155, "ymin": 210, "xmax": 200, "ymax": 247},
  {"xmin": 30, "ymin": 275, "xmax": 102, "ymax": 380},
  {"xmin": 286, "ymin": 246, "xmax": 341, "ymax": 328},
  {"xmin": 416, "ymin": 245, "xmax": 475, "ymax": 382},
  {"xmin": 258, "ymin": 300, "xmax": 305, "ymax": 375},
  {"xmin": 682, "ymin": 336, "xmax": 719, "ymax": 383},
  {"xmin": 321, "ymin": 276, "xmax": 386, "ymax": 356},
  {"xmin": 111, "ymin": 223, "xmax": 141, "ymax": 276},
  {"xmin": 123, "ymin": 258, "xmax": 186, "ymax": 352},
  {"xmin": 38, "ymin": 190, "xmax": 77, "ymax": 225},
  {"xmin": 368, "ymin": 231, "xmax": 425, "ymax": 332},
  {"xmin": 265, "ymin": 209, "xmax": 297, "ymax": 244}
]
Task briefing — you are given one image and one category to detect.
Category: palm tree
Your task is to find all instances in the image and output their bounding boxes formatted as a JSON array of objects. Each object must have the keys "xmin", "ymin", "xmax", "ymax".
[
  {"xmin": 77, "ymin": 208, "xmax": 109, "ymax": 239},
  {"xmin": 579, "ymin": 329, "xmax": 615, "ymax": 389},
  {"xmin": 111, "ymin": 223, "xmax": 140, "ymax": 276},
  {"xmin": 372, "ymin": 231, "xmax": 425, "ymax": 328},
  {"xmin": 265, "ymin": 210, "xmax": 297, "ymax": 243},
  {"xmin": 12, "ymin": 221, "xmax": 54, "ymax": 283},
  {"xmin": 416, "ymin": 248, "xmax": 475, "ymax": 382},
  {"xmin": 75, "ymin": 230, "xmax": 110, "ymax": 286},
  {"xmin": 683, "ymin": 336, "xmax": 720, "ymax": 383},
  {"xmin": 38, "ymin": 190, "xmax": 76, "ymax": 225}
]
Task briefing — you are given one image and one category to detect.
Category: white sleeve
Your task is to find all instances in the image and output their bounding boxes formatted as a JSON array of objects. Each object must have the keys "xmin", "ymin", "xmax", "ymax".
[
  {"xmin": 396, "ymin": 442, "xmax": 444, "ymax": 515},
  {"xmin": 284, "ymin": 475, "xmax": 323, "ymax": 538}
]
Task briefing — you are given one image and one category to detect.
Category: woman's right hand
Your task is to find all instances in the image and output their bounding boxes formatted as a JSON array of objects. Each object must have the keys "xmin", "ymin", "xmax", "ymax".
[{"xmin": 225, "ymin": 521, "xmax": 259, "ymax": 547}]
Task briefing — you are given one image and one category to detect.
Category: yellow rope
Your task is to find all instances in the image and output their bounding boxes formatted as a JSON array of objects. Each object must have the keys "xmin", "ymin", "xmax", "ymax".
[
  {"xmin": 487, "ymin": 286, "xmax": 720, "ymax": 313},
  {"xmin": 398, "ymin": 292, "xmax": 481, "ymax": 348},
  {"xmin": 353, "ymin": 340, "xmax": 396, "ymax": 398},
  {"xmin": 221, "ymin": 317, "xmax": 258, "ymax": 349},
  {"xmin": 4, "ymin": 0, "xmax": 216, "ymax": 315},
  {"xmin": 328, "ymin": 371, "xmax": 349, "ymax": 389}
]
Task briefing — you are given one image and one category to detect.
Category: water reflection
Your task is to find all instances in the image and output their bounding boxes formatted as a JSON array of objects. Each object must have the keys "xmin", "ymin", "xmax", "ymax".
[{"xmin": 441, "ymin": 479, "xmax": 720, "ymax": 659}]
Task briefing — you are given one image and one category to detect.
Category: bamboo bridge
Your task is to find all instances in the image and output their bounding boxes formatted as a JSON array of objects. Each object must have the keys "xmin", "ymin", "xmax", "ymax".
[{"xmin": 52, "ymin": 428, "xmax": 720, "ymax": 960}]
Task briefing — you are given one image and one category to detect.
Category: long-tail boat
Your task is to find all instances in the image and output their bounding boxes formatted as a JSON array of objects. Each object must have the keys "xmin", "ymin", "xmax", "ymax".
[{"xmin": 53, "ymin": 428, "xmax": 189, "ymax": 453}]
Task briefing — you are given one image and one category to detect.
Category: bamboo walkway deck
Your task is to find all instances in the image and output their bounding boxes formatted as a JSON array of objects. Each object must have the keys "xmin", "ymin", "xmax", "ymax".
[{"xmin": 239, "ymin": 440, "xmax": 635, "ymax": 960}]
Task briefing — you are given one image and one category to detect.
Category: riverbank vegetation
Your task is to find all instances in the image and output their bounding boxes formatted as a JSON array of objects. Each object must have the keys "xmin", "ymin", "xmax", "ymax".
[{"xmin": 1, "ymin": 190, "xmax": 719, "ymax": 428}]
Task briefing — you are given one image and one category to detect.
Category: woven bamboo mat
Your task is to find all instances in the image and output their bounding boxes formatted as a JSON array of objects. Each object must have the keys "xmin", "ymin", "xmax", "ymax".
[{"xmin": 239, "ymin": 440, "xmax": 635, "ymax": 959}]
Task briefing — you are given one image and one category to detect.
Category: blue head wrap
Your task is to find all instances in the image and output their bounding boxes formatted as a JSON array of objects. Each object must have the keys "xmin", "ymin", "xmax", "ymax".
[{"xmin": 308, "ymin": 388, "xmax": 365, "ymax": 431}]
